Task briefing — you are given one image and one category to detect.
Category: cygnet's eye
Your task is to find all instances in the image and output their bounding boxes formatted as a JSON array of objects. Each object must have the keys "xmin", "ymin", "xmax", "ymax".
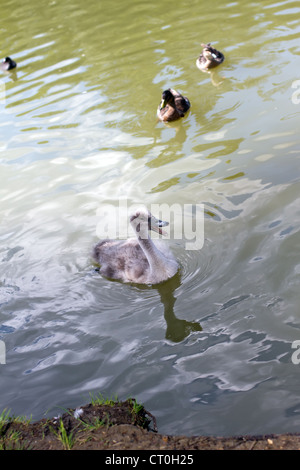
[{"xmin": 130, "ymin": 213, "xmax": 139, "ymax": 223}]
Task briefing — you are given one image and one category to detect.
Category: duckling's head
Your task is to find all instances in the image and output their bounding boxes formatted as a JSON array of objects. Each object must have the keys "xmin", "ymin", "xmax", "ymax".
[
  {"xmin": 2, "ymin": 57, "xmax": 17, "ymax": 71},
  {"xmin": 159, "ymin": 89, "xmax": 175, "ymax": 109},
  {"xmin": 201, "ymin": 43, "xmax": 215, "ymax": 60}
]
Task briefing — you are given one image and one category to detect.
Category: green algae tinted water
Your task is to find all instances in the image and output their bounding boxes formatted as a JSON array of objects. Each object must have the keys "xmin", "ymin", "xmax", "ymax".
[{"xmin": 0, "ymin": 0, "xmax": 300, "ymax": 436}]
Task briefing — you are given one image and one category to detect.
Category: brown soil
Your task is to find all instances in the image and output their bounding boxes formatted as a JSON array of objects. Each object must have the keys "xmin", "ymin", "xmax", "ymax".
[{"xmin": 1, "ymin": 398, "xmax": 300, "ymax": 450}]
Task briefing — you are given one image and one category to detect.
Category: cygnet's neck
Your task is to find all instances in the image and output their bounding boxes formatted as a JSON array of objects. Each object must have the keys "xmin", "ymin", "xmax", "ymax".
[{"xmin": 133, "ymin": 221, "xmax": 170, "ymax": 275}]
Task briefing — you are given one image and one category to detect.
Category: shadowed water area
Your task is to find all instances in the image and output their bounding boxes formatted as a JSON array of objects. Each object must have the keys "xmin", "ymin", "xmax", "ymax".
[{"xmin": 0, "ymin": 0, "xmax": 300, "ymax": 437}]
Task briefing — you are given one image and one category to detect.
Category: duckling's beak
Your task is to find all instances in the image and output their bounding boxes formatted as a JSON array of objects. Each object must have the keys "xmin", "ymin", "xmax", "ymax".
[
  {"xmin": 149, "ymin": 216, "xmax": 169, "ymax": 236},
  {"xmin": 160, "ymin": 98, "xmax": 167, "ymax": 110}
]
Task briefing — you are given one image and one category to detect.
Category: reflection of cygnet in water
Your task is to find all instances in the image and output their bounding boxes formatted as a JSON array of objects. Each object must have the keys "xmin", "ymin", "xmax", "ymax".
[
  {"xmin": 93, "ymin": 208, "xmax": 179, "ymax": 285},
  {"xmin": 157, "ymin": 274, "xmax": 202, "ymax": 343}
]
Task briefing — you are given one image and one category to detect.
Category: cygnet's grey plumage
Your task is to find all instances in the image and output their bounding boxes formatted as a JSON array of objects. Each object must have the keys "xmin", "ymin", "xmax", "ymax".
[{"xmin": 93, "ymin": 209, "xmax": 179, "ymax": 285}]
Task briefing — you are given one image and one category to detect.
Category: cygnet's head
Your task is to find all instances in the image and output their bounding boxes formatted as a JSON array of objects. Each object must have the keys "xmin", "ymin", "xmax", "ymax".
[{"xmin": 129, "ymin": 208, "xmax": 169, "ymax": 236}]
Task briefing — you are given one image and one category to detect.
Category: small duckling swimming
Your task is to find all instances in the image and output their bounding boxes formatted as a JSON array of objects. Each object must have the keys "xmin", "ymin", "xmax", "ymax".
[
  {"xmin": 93, "ymin": 208, "xmax": 179, "ymax": 285},
  {"xmin": 1, "ymin": 57, "xmax": 17, "ymax": 71},
  {"xmin": 157, "ymin": 88, "xmax": 190, "ymax": 122},
  {"xmin": 196, "ymin": 43, "xmax": 224, "ymax": 71}
]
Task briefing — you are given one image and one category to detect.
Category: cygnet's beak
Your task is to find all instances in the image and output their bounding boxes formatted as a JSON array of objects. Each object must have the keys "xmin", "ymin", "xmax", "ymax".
[{"xmin": 150, "ymin": 216, "xmax": 169, "ymax": 236}]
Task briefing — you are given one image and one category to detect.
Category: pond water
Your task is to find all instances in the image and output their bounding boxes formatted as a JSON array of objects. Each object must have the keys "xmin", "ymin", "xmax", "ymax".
[{"xmin": 1, "ymin": 0, "xmax": 300, "ymax": 437}]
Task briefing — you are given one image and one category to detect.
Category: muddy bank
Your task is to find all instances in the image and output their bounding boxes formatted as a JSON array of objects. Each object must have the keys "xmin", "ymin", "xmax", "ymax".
[{"xmin": 1, "ymin": 398, "xmax": 300, "ymax": 450}]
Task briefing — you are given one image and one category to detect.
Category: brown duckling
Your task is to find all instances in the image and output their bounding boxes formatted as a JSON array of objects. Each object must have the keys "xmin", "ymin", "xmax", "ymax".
[
  {"xmin": 1, "ymin": 57, "xmax": 17, "ymax": 71},
  {"xmin": 196, "ymin": 43, "xmax": 224, "ymax": 71},
  {"xmin": 157, "ymin": 88, "xmax": 190, "ymax": 122}
]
